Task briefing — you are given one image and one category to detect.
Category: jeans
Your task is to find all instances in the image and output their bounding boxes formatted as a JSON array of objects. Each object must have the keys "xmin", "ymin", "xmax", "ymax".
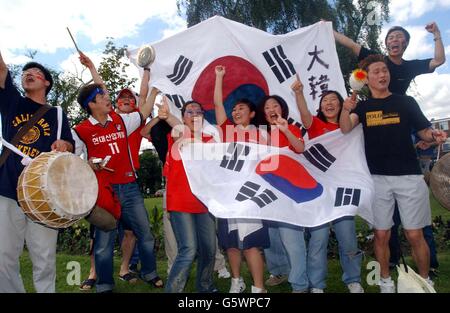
[
  {"xmin": 277, "ymin": 222, "xmax": 308, "ymax": 292},
  {"xmin": 389, "ymin": 204, "xmax": 439, "ymax": 268},
  {"xmin": 118, "ymin": 222, "xmax": 140, "ymax": 266},
  {"xmin": 306, "ymin": 223, "xmax": 329, "ymax": 289},
  {"xmin": 333, "ymin": 217, "xmax": 362, "ymax": 284},
  {"xmin": 94, "ymin": 182, "xmax": 158, "ymax": 292},
  {"xmin": 264, "ymin": 222, "xmax": 290, "ymax": 276},
  {"xmin": 307, "ymin": 217, "xmax": 362, "ymax": 289},
  {"xmin": 165, "ymin": 211, "xmax": 217, "ymax": 293}
]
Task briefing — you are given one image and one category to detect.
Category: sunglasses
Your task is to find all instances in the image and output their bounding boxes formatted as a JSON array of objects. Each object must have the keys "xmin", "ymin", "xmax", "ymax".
[{"xmin": 184, "ymin": 109, "xmax": 204, "ymax": 117}]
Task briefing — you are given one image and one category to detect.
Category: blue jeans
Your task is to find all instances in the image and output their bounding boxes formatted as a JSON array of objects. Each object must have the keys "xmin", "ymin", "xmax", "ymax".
[
  {"xmin": 333, "ymin": 217, "xmax": 362, "ymax": 284},
  {"xmin": 117, "ymin": 222, "xmax": 140, "ymax": 266},
  {"xmin": 306, "ymin": 223, "xmax": 328, "ymax": 289},
  {"xmin": 277, "ymin": 222, "xmax": 308, "ymax": 292},
  {"xmin": 307, "ymin": 217, "xmax": 362, "ymax": 289},
  {"xmin": 264, "ymin": 222, "xmax": 290, "ymax": 276},
  {"xmin": 165, "ymin": 211, "xmax": 217, "ymax": 293},
  {"xmin": 94, "ymin": 182, "xmax": 158, "ymax": 293}
]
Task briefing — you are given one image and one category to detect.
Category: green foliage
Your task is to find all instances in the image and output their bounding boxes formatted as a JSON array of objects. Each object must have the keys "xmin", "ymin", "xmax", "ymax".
[
  {"xmin": 136, "ymin": 150, "xmax": 163, "ymax": 197},
  {"xmin": 57, "ymin": 222, "xmax": 91, "ymax": 255},
  {"xmin": 149, "ymin": 205, "xmax": 164, "ymax": 253},
  {"xmin": 177, "ymin": 0, "xmax": 390, "ymax": 92}
]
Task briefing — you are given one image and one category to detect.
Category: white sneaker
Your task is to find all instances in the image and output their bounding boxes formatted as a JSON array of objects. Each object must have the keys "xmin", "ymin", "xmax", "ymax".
[
  {"xmin": 251, "ymin": 285, "xmax": 267, "ymax": 293},
  {"xmin": 310, "ymin": 288, "xmax": 324, "ymax": 293},
  {"xmin": 347, "ymin": 282, "xmax": 364, "ymax": 293},
  {"xmin": 378, "ymin": 277, "xmax": 395, "ymax": 293},
  {"xmin": 425, "ymin": 277, "xmax": 435, "ymax": 288},
  {"xmin": 218, "ymin": 267, "xmax": 231, "ymax": 279},
  {"xmin": 229, "ymin": 277, "xmax": 246, "ymax": 293}
]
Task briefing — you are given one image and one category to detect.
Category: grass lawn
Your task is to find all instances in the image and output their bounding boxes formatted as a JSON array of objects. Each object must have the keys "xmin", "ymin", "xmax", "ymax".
[{"xmin": 19, "ymin": 192, "xmax": 450, "ymax": 293}]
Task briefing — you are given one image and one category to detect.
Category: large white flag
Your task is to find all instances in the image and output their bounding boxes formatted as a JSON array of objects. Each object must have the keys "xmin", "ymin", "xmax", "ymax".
[
  {"xmin": 180, "ymin": 126, "xmax": 374, "ymax": 228},
  {"xmin": 129, "ymin": 16, "xmax": 347, "ymax": 125}
]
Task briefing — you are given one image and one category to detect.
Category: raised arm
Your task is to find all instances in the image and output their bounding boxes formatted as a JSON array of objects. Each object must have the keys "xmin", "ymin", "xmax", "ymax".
[
  {"xmin": 79, "ymin": 51, "xmax": 106, "ymax": 90},
  {"xmin": 214, "ymin": 65, "xmax": 227, "ymax": 125},
  {"xmin": 291, "ymin": 73, "xmax": 313, "ymax": 129},
  {"xmin": 0, "ymin": 50, "xmax": 8, "ymax": 89},
  {"xmin": 339, "ymin": 94, "xmax": 360, "ymax": 134},
  {"xmin": 333, "ymin": 30, "xmax": 362, "ymax": 56},
  {"xmin": 157, "ymin": 96, "xmax": 182, "ymax": 129},
  {"xmin": 425, "ymin": 22, "xmax": 446, "ymax": 71},
  {"xmin": 273, "ymin": 115, "xmax": 304, "ymax": 153},
  {"xmin": 140, "ymin": 116, "xmax": 160, "ymax": 139},
  {"xmin": 138, "ymin": 67, "xmax": 151, "ymax": 106},
  {"xmin": 139, "ymin": 85, "xmax": 159, "ymax": 120}
]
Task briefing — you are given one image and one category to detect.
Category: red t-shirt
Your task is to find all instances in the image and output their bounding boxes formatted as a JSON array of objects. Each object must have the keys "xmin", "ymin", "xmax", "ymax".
[
  {"xmin": 219, "ymin": 119, "xmax": 266, "ymax": 144},
  {"xmin": 73, "ymin": 111, "xmax": 136, "ymax": 185},
  {"xmin": 307, "ymin": 116, "xmax": 339, "ymax": 140},
  {"xmin": 270, "ymin": 124, "xmax": 303, "ymax": 150},
  {"xmin": 165, "ymin": 131, "xmax": 215, "ymax": 213},
  {"xmin": 128, "ymin": 125, "xmax": 144, "ymax": 170}
]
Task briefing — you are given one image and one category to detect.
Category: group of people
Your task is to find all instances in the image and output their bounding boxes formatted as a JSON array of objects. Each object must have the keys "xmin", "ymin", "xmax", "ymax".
[{"xmin": 0, "ymin": 20, "xmax": 447, "ymax": 294}]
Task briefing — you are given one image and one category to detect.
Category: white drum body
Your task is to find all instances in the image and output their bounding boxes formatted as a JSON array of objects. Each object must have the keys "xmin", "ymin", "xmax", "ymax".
[{"xmin": 17, "ymin": 151, "xmax": 98, "ymax": 228}]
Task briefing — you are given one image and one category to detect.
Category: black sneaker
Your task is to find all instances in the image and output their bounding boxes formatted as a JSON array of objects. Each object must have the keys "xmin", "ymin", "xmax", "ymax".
[{"xmin": 129, "ymin": 264, "xmax": 140, "ymax": 274}]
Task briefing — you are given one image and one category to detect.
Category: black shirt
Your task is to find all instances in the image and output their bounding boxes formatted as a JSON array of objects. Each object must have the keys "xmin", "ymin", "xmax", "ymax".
[
  {"xmin": 0, "ymin": 72, "xmax": 74, "ymax": 200},
  {"xmin": 353, "ymin": 94, "xmax": 431, "ymax": 175},
  {"xmin": 358, "ymin": 47, "xmax": 433, "ymax": 95}
]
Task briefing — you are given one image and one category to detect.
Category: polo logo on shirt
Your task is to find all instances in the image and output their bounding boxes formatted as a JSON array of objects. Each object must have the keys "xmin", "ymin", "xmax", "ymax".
[{"xmin": 366, "ymin": 111, "xmax": 400, "ymax": 127}]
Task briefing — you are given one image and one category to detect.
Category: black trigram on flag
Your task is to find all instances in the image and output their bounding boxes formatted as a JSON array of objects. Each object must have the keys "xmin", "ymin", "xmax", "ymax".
[
  {"xmin": 334, "ymin": 188, "xmax": 361, "ymax": 207},
  {"xmin": 165, "ymin": 94, "xmax": 185, "ymax": 110},
  {"xmin": 263, "ymin": 45, "xmax": 296, "ymax": 83},
  {"xmin": 235, "ymin": 181, "xmax": 278, "ymax": 208},
  {"xmin": 304, "ymin": 143, "xmax": 336, "ymax": 172},
  {"xmin": 220, "ymin": 143, "xmax": 251, "ymax": 172},
  {"xmin": 167, "ymin": 56, "xmax": 193, "ymax": 85},
  {"xmin": 287, "ymin": 117, "xmax": 302, "ymax": 129}
]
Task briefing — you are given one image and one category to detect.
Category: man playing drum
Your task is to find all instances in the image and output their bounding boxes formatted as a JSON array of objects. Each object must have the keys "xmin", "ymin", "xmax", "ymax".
[
  {"xmin": 0, "ymin": 50, "xmax": 74, "ymax": 293},
  {"xmin": 72, "ymin": 52, "xmax": 163, "ymax": 293}
]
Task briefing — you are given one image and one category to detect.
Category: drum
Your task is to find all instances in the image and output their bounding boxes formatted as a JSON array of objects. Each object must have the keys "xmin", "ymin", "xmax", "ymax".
[
  {"xmin": 17, "ymin": 151, "xmax": 98, "ymax": 228},
  {"xmin": 430, "ymin": 153, "xmax": 450, "ymax": 211}
]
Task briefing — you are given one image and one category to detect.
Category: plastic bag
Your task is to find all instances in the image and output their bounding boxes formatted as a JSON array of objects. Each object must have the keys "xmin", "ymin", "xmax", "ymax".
[{"xmin": 397, "ymin": 264, "xmax": 436, "ymax": 293}]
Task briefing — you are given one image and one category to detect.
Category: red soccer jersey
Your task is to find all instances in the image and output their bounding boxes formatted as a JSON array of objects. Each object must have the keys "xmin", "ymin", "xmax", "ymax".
[
  {"xmin": 165, "ymin": 131, "xmax": 214, "ymax": 214},
  {"xmin": 307, "ymin": 116, "xmax": 339, "ymax": 140},
  {"xmin": 270, "ymin": 124, "xmax": 304, "ymax": 150},
  {"xmin": 128, "ymin": 125, "xmax": 144, "ymax": 170},
  {"xmin": 73, "ymin": 111, "xmax": 136, "ymax": 185}
]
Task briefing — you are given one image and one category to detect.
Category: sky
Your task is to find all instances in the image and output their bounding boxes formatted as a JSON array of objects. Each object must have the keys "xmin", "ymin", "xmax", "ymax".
[{"xmin": 1, "ymin": 0, "xmax": 450, "ymax": 124}]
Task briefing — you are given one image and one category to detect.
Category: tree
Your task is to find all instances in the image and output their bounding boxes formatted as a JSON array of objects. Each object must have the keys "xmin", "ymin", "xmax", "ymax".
[
  {"xmin": 177, "ymin": 0, "xmax": 390, "ymax": 90},
  {"xmin": 97, "ymin": 38, "xmax": 138, "ymax": 103},
  {"xmin": 136, "ymin": 150, "xmax": 163, "ymax": 196}
]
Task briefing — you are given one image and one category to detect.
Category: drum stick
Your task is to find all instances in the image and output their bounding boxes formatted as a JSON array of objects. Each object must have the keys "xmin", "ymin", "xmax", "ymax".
[
  {"xmin": 66, "ymin": 27, "xmax": 81, "ymax": 53},
  {"xmin": 102, "ymin": 166, "xmax": 115, "ymax": 173}
]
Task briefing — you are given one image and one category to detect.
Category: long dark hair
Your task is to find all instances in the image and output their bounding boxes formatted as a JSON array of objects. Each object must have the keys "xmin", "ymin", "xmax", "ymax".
[
  {"xmin": 316, "ymin": 90, "xmax": 344, "ymax": 123},
  {"xmin": 256, "ymin": 95, "xmax": 289, "ymax": 128}
]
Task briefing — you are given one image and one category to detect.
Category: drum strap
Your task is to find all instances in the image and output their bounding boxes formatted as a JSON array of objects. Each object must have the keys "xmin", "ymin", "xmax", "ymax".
[{"xmin": 0, "ymin": 104, "xmax": 52, "ymax": 167}]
